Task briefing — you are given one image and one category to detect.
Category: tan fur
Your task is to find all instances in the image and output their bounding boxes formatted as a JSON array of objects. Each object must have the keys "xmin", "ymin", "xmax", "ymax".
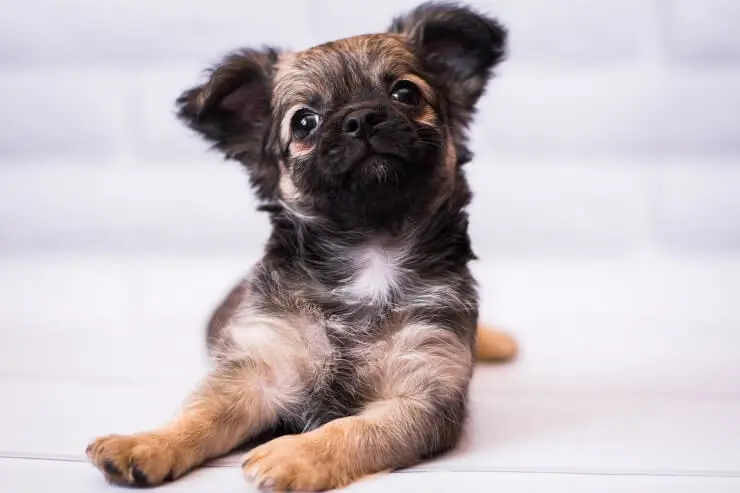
[
  {"xmin": 90, "ymin": 8, "xmax": 516, "ymax": 490},
  {"xmin": 87, "ymin": 365, "xmax": 282, "ymax": 486},
  {"xmin": 242, "ymin": 323, "xmax": 473, "ymax": 491},
  {"xmin": 242, "ymin": 418, "xmax": 363, "ymax": 490},
  {"xmin": 273, "ymin": 35, "xmax": 418, "ymax": 116},
  {"xmin": 278, "ymin": 160, "xmax": 301, "ymax": 200},
  {"xmin": 427, "ymin": 137, "xmax": 459, "ymax": 213},
  {"xmin": 218, "ymin": 311, "xmax": 330, "ymax": 411},
  {"xmin": 88, "ymin": 320, "xmax": 513, "ymax": 486},
  {"xmin": 87, "ymin": 311, "xmax": 330, "ymax": 487},
  {"xmin": 362, "ymin": 322, "xmax": 473, "ymax": 403},
  {"xmin": 87, "ymin": 315, "xmax": 491, "ymax": 490},
  {"xmin": 417, "ymin": 104, "xmax": 439, "ymax": 127},
  {"xmin": 239, "ymin": 324, "xmax": 514, "ymax": 491},
  {"xmin": 445, "ymin": 134, "xmax": 458, "ymax": 170},
  {"xmin": 475, "ymin": 324, "xmax": 518, "ymax": 361}
]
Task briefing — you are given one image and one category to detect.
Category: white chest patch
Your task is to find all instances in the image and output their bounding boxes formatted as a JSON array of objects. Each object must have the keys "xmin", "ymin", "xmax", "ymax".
[{"xmin": 338, "ymin": 245, "xmax": 405, "ymax": 305}]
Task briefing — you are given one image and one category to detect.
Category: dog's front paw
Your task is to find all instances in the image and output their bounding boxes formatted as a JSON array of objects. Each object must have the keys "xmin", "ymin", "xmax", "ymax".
[
  {"xmin": 86, "ymin": 432, "xmax": 182, "ymax": 486},
  {"xmin": 242, "ymin": 434, "xmax": 354, "ymax": 492}
]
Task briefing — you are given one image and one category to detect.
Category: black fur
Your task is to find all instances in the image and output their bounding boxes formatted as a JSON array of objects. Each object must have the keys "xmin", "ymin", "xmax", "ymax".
[
  {"xmin": 177, "ymin": 0, "xmax": 506, "ymax": 461},
  {"xmin": 389, "ymin": 1, "xmax": 507, "ymax": 166},
  {"xmin": 176, "ymin": 47, "xmax": 282, "ymax": 202}
]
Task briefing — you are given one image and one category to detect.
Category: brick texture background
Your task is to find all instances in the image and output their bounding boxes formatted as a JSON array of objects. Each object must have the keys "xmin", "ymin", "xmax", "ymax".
[
  {"xmin": 1, "ymin": 0, "xmax": 739, "ymax": 256},
  {"xmin": 1, "ymin": 1, "xmax": 740, "ymax": 390}
]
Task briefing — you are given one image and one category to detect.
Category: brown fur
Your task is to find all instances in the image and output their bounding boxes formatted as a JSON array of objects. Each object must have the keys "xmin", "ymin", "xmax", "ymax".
[
  {"xmin": 87, "ymin": 3, "xmax": 515, "ymax": 490},
  {"xmin": 273, "ymin": 35, "xmax": 416, "ymax": 111},
  {"xmin": 476, "ymin": 324, "xmax": 519, "ymax": 361},
  {"xmin": 88, "ymin": 318, "xmax": 510, "ymax": 488},
  {"xmin": 87, "ymin": 364, "xmax": 283, "ymax": 485},
  {"xmin": 243, "ymin": 322, "xmax": 474, "ymax": 490}
]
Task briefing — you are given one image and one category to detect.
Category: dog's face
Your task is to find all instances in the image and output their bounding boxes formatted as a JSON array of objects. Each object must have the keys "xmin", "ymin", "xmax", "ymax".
[
  {"xmin": 177, "ymin": 2, "xmax": 507, "ymax": 230},
  {"xmin": 272, "ymin": 35, "xmax": 448, "ymax": 226}
]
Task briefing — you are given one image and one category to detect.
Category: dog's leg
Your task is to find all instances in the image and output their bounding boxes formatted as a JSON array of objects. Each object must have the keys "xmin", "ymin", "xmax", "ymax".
[
  {"xmin": 88, "ymin": 311, "xmax": 320, "ymax": 487},
  {"xmin": 242, "ymin": 323, "xmax": 473, "ymax": 491},
  {"xmin": 86, "ymin": 362, "xmax": 290, "ymax": 486}
]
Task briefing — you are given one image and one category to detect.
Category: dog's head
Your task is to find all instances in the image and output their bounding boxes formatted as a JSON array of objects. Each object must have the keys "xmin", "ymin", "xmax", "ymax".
[{"xmin": 176, "ymin": 2, "xmax": 506, "ymax": 230}]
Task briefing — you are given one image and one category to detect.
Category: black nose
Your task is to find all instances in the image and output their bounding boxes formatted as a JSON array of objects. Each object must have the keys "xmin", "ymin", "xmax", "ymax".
[{"xmin": 342, "ymin": 108, "xmax": 386, "ymax": 138}]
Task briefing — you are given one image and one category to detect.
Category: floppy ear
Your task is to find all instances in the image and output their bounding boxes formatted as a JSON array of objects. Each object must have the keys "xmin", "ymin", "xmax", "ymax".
[
  {"xmin": 176, "ymin": 47, "xmax": 282, "ymax": 201},
  {"xmin": 389, "ymin": 2, "xmax": 507, "ymax": 110},
  {"xmin": 389, "ymin": 2, "xmax": 507, "ymax": 165}
]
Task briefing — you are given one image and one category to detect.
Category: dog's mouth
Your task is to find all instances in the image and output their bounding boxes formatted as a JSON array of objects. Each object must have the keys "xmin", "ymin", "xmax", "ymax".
[
  {"xmin": 330, "ymin": 134, "xmax": 415, "ymax": 176},
  {"xmin": 306, "ymin": 131, "xmax": 445, "ymax": 228}
]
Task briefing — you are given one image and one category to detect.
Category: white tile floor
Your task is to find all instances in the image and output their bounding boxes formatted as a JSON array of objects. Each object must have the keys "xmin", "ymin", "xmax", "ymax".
[{"xmin": 1, "ymin": 253, "xmax": 739, "ymax": 491}]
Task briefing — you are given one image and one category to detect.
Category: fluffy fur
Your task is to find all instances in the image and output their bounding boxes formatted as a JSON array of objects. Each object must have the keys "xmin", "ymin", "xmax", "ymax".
[{"xmin": 87, "ymin": 2, "xmax": 516, "ymax": 490}]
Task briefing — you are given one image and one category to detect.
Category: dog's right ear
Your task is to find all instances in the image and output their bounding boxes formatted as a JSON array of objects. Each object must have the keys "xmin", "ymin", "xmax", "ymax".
[{"xmin": 176, "ymin": 47, "xmax": 281, "ymax": 201}]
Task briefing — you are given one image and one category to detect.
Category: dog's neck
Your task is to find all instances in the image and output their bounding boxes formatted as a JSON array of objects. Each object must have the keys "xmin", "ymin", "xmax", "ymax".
[{"xmin": 262, "ymin": 188, "xmax": 476, "ymax": 280}]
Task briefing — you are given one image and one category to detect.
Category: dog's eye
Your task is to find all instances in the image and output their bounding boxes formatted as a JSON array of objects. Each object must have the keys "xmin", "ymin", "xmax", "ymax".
[
  {"xmin": 291, "ymin": 110, "xmax": 320, "ymax": 140},
  {"xmin": 390, "ymin": 81, "xmax": 421, "ymax": 106}
]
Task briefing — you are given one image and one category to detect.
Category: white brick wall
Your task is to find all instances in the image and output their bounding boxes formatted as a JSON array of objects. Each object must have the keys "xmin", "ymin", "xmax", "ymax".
[
  {"xmin": 1, "ymin": 0, "xmax": 739, "ymax": 255},
  {"xmin": 0, "ymin": 68, "xmax": 129, "ymax": 160},
  {"xmin": 663, "ymin": 0, "xmax": 740, "ymax": 64},
  {"xmin": 1, "ymin": 0, "xmax": 740, "ymax": 395},
  {"xmin": 652, "ymin": 164, "xmax": 740, "ymax": 252}
]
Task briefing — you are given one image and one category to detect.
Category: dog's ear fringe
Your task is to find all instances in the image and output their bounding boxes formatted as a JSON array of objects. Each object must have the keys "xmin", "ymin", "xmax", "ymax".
[
  {"xmin": 174, "ymin": 46, "xmax": 283, "ymax": 203},
  {"xmin": 388, "ymin": 2, "xmax": 508, "ymax": 167},
  {"xmin": 388, "ymin": 2, "xmax": 508, "ymax": 50},
  {"xmin": 175, "ymin": 46, "xmax": 281, "ymax": 127},
  {"xmin": 388, "ymin": 2, "xmax": 508, "ymax": 95}
]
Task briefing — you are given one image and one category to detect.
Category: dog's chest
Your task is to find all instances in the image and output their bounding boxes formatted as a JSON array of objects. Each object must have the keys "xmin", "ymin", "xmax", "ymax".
[{"xmin": 332, "ymin": 244, "xmax": 406, "ymax": 306}]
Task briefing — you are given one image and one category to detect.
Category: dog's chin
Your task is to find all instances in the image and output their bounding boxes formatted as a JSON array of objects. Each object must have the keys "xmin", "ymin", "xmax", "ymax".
[
  {"xmin": 310, "ymin": 152, "xmax": 438, "ymax": 230},
  {"xmin": 346, "ymin": 153, "xmax": 405, "ymax": 185}
]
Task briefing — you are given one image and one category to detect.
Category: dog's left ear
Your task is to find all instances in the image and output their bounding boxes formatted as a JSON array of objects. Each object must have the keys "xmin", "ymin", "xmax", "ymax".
[
  {"xmin": 389, "ymin": 2, "xmax": 507, "ymax": 112},
  {"xmin": 175, "ymin": 47, "xmax": 282, "ymax": 201}
]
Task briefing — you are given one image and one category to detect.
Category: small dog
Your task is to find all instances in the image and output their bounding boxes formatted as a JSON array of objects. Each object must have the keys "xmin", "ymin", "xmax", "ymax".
[{"xmin": 87, "ymin": 2, "xmax": 517, "ymax": 490}]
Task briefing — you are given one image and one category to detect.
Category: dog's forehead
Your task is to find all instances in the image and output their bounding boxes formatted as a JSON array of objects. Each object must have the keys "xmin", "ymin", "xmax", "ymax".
[{"xmin": 273, "ymin": 34, "xmax": 417, "ymax": 108}]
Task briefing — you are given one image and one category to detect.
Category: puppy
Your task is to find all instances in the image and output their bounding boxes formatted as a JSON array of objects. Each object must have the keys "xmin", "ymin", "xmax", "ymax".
[{"xmin": 86, "ymin": 2, "xmax": 516, "ymax": 490}]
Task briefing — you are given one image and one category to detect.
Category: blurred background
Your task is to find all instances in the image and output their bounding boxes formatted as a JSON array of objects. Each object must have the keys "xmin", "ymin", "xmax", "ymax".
[
  {"xmin": 2, "ymin": 2, "xmax": 740, "ymax": 489},
  {"xmin": 1, "ymin": 0, "xmax": 739, "ymax": 402}
]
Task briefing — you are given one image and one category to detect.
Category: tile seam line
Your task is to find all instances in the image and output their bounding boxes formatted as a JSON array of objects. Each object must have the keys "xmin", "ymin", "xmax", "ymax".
[
  {"xmin": 2, "ymin": 453, "xmax": 739, "ymax": 479},
  {"xmin": 2, "ymin": 378, "xmax": 740, "ymax": 400}
]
